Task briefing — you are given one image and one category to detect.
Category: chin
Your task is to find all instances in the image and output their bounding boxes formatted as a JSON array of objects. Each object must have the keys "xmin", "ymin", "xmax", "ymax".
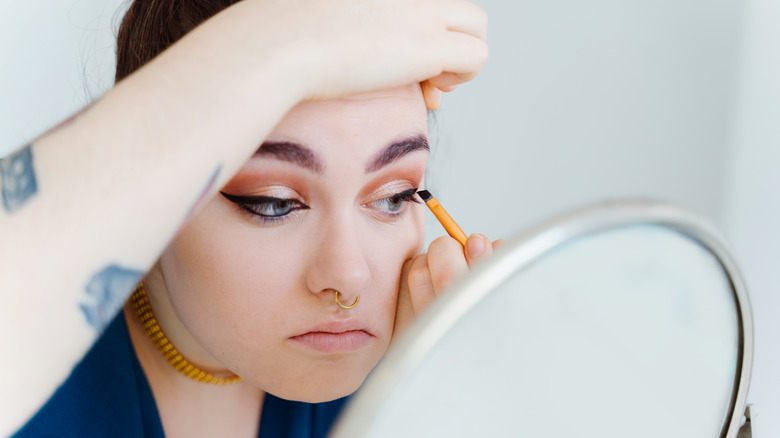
[
  {"xmin": 296, "ymin": 386, "xmax": 359, "ymax": 404},
  {"xmin": 257, "ymin": 368, "xmax": 369, "ymax": 403}
]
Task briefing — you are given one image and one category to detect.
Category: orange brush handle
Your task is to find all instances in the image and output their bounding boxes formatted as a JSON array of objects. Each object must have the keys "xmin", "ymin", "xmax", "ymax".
[{"xmin": 425, "ymin": 197, "xmax": 468, "ymax": 247}]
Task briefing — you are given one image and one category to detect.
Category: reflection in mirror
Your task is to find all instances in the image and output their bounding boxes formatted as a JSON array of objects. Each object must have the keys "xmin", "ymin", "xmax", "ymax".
[{"xmin": 332, "ymin": 201, "xmax": 752, "ymax": 438}]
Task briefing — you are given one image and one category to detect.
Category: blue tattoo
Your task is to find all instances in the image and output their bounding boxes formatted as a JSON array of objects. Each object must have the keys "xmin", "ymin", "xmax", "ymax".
[
  {"xmin": 0, "ymin": 145, "xmax": 38, "ymax": 212},
  {"xmin": 81, "ymin": 265, "xmax": 143, "ymax": 331}
]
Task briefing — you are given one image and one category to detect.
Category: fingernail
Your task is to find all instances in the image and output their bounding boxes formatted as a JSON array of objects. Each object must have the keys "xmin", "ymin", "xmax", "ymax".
[{"xmin": 467, "ymin": 234, "xmax": 485, "ymax": 259}]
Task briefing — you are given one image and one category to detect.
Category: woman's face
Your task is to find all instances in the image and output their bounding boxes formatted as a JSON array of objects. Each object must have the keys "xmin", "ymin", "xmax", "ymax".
[{"xmin": 151, "ymin": 85, "xmax": 427, "ymax": 402}]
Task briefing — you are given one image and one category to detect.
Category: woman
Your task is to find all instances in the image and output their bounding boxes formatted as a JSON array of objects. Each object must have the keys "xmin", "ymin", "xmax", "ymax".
[{"xmin": 2, "ymin": 0, "xmax": 492, "ymax": 436}]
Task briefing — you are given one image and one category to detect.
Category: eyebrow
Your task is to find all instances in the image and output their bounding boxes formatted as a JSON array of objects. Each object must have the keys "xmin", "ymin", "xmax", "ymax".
[
  {"xmin": 365, "ymin": 134, "xmax": 429, "ymax": 173},
  {"xmin": 253, "ymin": 133, "xmax": 428, "ymax": 174},
  {"xmin": 254, "ymin": 141, "xmax": 325, "ymax": 175}
]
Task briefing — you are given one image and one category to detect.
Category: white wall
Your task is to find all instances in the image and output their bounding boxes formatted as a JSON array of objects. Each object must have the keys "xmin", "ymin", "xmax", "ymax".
[
  {"xmin": 428, "ymin": 0, "xmax": 741, "ymax": 236},
  {"xmin": 1, "ymin": 0, "xmax": 775, "ymax": 434},
  {"xmin": 723, "ymin": 0, "xmax": 780, "ymax": 435},
  {"xmin": 0, "ymin": 0, "xmax": 125, "ymax": 149}
]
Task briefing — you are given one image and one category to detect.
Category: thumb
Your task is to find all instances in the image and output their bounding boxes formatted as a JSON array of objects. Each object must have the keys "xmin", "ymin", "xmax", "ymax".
[{"xmin": 464, "ymin": 233, "xmax": 492, "ymax": 267}]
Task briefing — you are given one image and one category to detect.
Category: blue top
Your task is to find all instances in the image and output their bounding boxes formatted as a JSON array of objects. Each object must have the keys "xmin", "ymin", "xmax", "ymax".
[{"xmin": 14, "ymin": 314, "xmax": 349, "ymax": 437}]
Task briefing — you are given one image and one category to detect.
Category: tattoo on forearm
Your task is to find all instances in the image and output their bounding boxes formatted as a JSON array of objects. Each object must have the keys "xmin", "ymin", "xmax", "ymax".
[
  {"xmin": 0, "ymin": 102, "xmax": 97, "ymax": 213},
  {"xmin": 0, "ymin": 145, "xmax": 38, "ymax": 212},
  {"xmin": 81, "ymin": 265, "xmax": 143, "ymax": 331}
]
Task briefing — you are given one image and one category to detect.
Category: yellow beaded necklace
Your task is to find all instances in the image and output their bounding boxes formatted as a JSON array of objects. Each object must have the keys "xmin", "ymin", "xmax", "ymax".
[{"xmin": 131, "ymin": 282, "xmax": 243, "ymax": 385}]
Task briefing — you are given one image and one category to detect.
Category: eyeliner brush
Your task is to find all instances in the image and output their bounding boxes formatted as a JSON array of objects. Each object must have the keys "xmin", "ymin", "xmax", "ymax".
[{"xmin": 417, "ymin": 190, "xmax": 468, "ymax": 247}]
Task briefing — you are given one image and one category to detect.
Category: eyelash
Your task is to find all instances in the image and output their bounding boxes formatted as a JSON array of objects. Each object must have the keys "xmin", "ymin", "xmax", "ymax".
[
  {"xmin": 220, "ymin": 192, "xmax": 309, "ymax": 224},
  {"xmin": 366, "ymin": 188, "xmax": 421, "ymax": 218},
  {"xmin": 220, "ymin": 188, "xmax": 420, "ymax": 224}
]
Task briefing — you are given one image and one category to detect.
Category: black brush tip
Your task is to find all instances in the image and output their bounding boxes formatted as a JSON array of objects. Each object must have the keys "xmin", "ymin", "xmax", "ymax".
[{"xmin": 417, "ymin": 190, "xmax": 433, "ymax": 202}]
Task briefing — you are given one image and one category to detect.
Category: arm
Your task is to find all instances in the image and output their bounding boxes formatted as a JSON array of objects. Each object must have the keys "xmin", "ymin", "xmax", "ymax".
[{"xmin": 0, "ymin": 0, "xmax": 487, "ymax": 432}]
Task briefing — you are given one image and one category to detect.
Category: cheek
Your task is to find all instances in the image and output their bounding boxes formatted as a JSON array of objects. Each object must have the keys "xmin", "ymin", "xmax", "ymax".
[
  {"xmin": 367, "ymin": 207, "xmax": 426, "ymax": 304},
  {"xmin": 410, "ymin": 204, "xmax": 426, "ymax": 253},
  {"xmin": 160, "ymin": 201, "xmax": 303, "ymax": 356}
]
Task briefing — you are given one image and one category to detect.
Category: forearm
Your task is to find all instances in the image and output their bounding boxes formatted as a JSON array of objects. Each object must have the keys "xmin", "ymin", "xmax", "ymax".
[{"xmin": 0, "ymin": 18, "xmax": 300, "ymax": 433}]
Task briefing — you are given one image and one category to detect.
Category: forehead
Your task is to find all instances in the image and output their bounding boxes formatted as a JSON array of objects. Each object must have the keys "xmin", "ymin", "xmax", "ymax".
[{"xmin": 267, "ymin": 85, "xmax": 427, "ymax": 160}]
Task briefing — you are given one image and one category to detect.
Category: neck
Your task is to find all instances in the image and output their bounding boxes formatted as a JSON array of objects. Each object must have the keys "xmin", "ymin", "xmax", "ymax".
[
  {"xmin": 140, "ymin": 267, "xmax": 229, "ymax": 372},
  {"xmin": 123, "ymin": 304, "xmax": 264, "ymax": 438}
]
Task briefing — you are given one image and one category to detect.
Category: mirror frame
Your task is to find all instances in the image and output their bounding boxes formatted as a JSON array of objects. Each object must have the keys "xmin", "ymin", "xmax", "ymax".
[{"xmin": 332, "ymin": 199, "xmax": 753, "ymax": 438}]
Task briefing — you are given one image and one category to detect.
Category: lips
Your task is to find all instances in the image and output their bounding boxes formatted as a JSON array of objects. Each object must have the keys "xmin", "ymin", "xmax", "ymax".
[{"xmin": 290, "ymin": 321, "xmax": 375, "ymax": 354}]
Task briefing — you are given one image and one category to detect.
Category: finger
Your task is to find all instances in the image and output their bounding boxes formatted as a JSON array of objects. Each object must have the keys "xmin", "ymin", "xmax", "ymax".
[
  {"xmin": 427, "ymin": 72, "xmax": 461, "ymax": 92},
  {"xmin": 437, "ymin": 31, "xmax": 489, "ymax": 85},
  {"xmin": 421, "ymin": 80, "xmax": 443, "ymax": 110},
  {"xmin": 426, "ymin": 235, "xmax": 469, "ymax": 295},
  {"xmin": 441, "ymin": 0, "xmax": 489, "ymax": 41},
  {"xmin": 492, "ymin": 239, "xmax": 506, "ymax": 251},
  {"xmin": 464, "ymin": 233, "xmax": 493, "ymax": 267},
  {"xmin": 406, "ymin": 253, "xmax": 436, "ymax": 313}
]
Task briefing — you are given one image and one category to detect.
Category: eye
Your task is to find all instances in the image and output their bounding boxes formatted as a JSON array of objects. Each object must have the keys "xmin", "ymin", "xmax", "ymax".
[
  {"xmin": 220, "ymin": 192, "xmax": 308, "ymax": 220},
  {"xmin": 248, "ymin": 198, "xmax": 297, "ymax": 217},
  {"xmin": 368, "ymin": 188, "xmax": 420, "ymax": 216}
]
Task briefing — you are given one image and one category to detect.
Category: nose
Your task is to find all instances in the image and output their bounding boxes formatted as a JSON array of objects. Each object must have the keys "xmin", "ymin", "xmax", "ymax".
[{"xmin": 304, "ymin": 217, "xmax": 371, "ymax": 304}]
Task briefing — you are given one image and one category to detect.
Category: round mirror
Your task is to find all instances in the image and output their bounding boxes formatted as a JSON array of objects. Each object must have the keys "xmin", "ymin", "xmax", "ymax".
[{"xmin": 331, "ymin": 200, "xmax": 752, "ymax": 438}]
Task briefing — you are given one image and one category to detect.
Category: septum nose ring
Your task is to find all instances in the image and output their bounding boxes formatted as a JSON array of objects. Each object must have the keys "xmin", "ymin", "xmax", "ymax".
[{"xmin": 334, "ymin": 290, "xmax": 360, "ymax": 310}]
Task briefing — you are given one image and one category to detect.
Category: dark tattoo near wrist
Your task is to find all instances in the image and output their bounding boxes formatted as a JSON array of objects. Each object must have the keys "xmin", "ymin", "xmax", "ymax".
[
  {"xmin": 81, "ymin": 265, "xmax": 143, "ymax": 332},
  {"xmin": 0, "ymin": 145, "xmax": 38, "ymax": 212},
  {"xmin": 0, "ymin": 102, "xmax": 96, "ymax": 213}
]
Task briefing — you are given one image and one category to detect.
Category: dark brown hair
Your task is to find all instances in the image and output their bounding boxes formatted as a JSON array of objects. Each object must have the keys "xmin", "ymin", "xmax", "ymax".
[{"xmin": 115, "ymin": 0, "xmax": 240, "ymax": 82}]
